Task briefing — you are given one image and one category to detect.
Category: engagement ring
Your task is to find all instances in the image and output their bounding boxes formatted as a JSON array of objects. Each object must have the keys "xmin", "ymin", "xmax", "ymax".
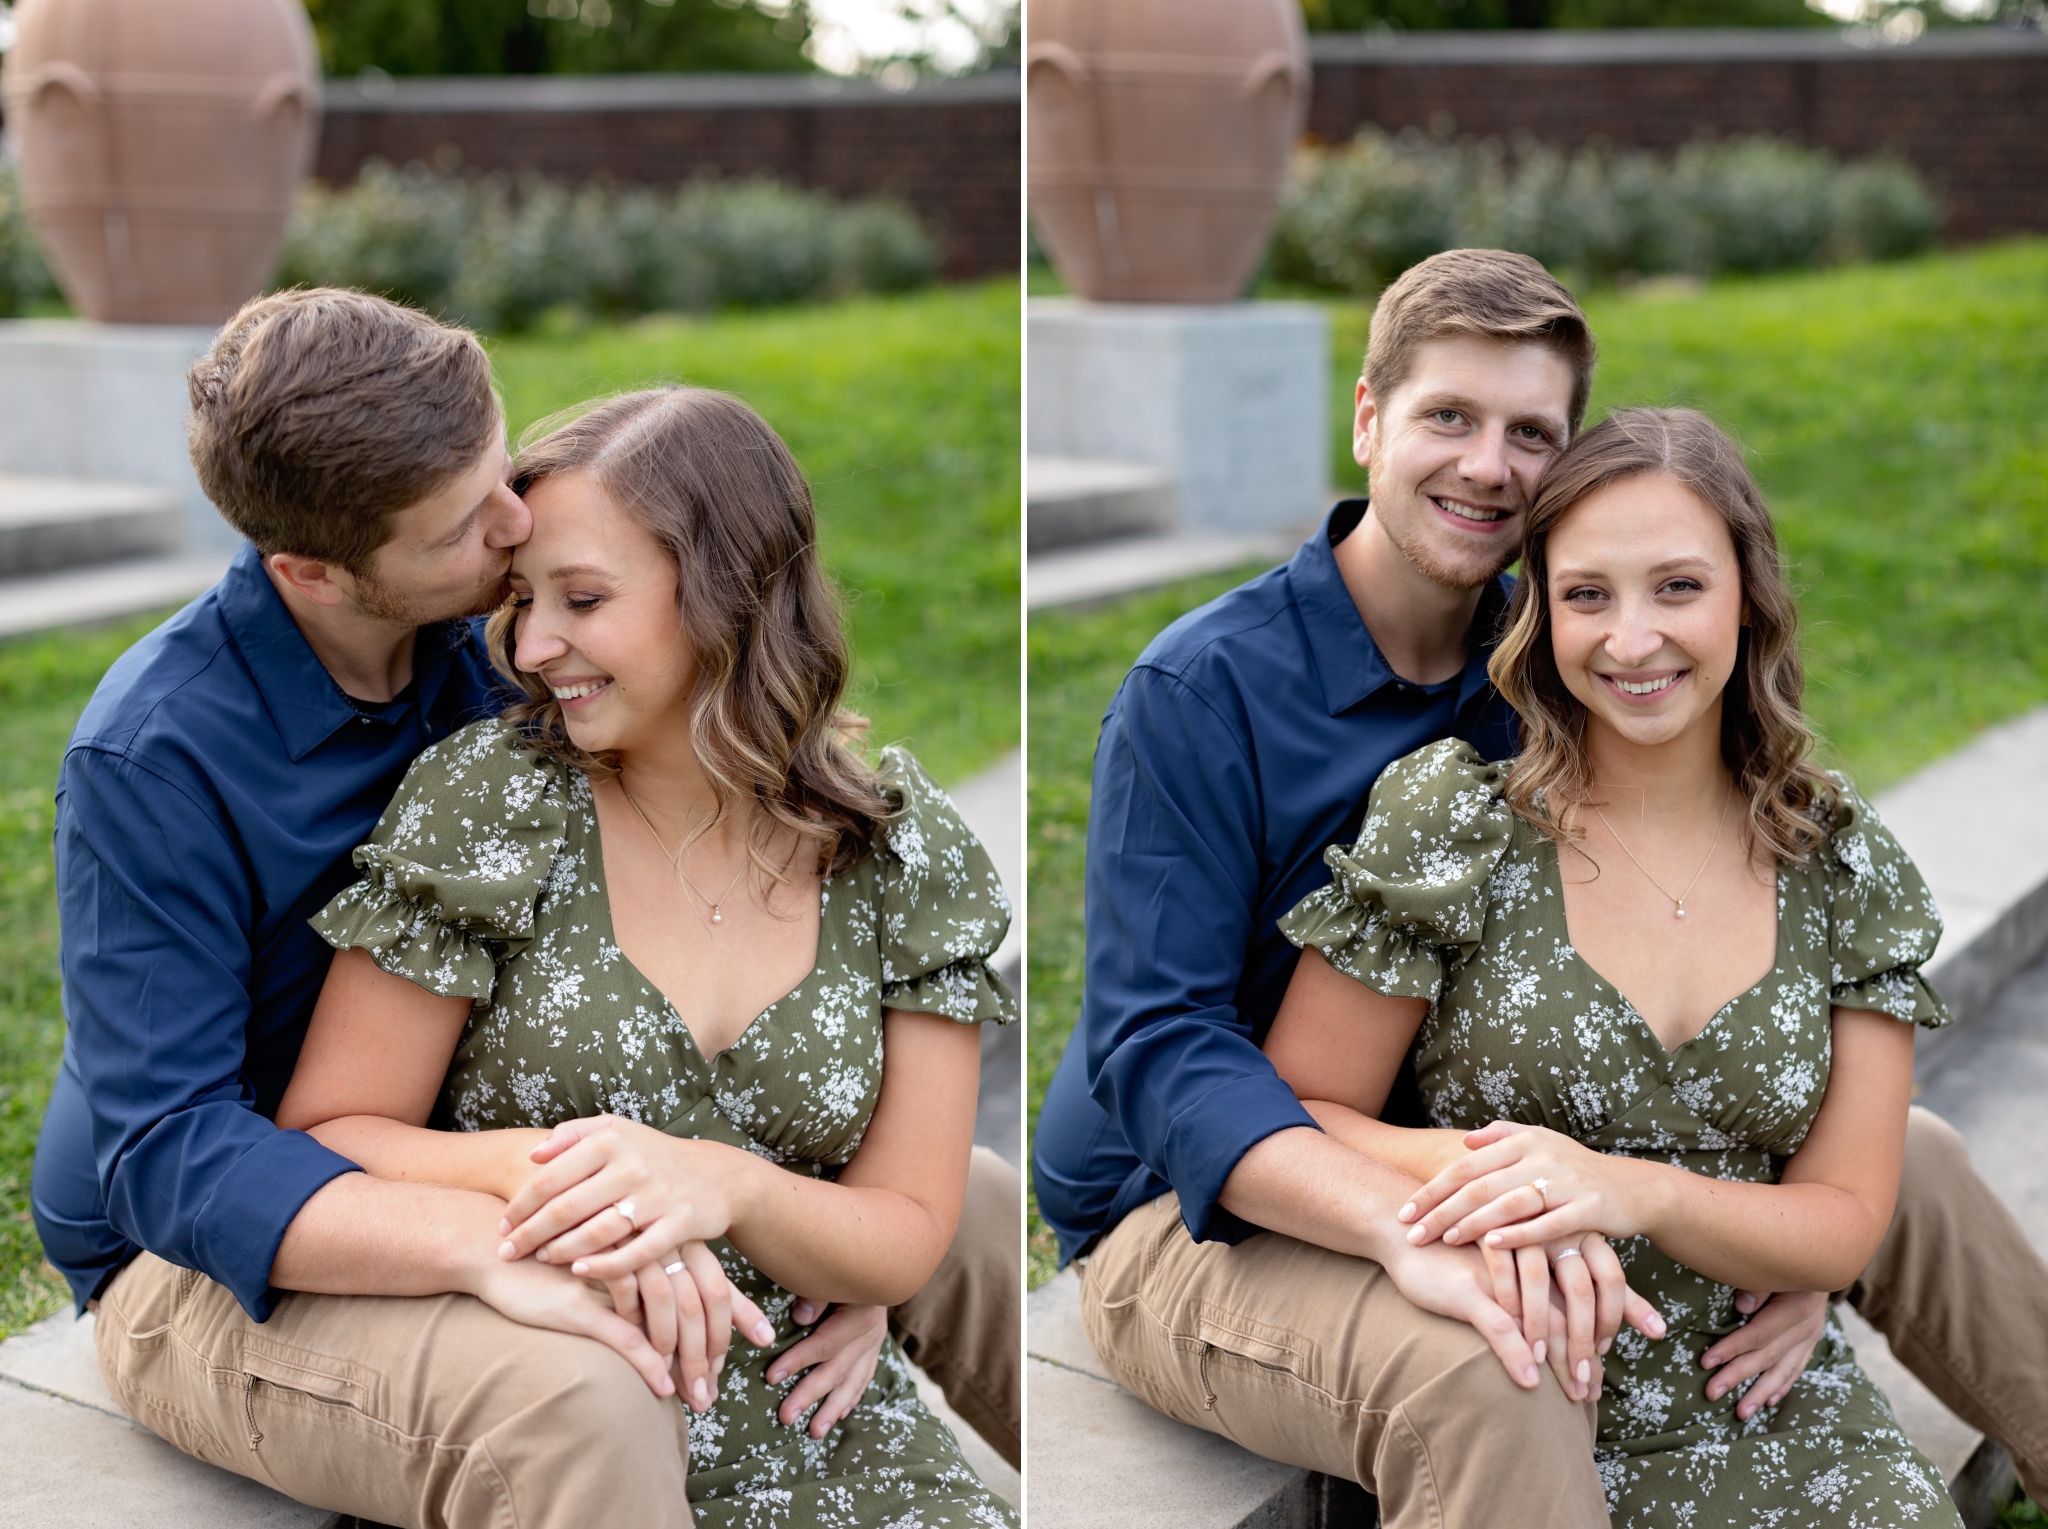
[
  {"xmin": 615, "ymin": 1198, "xmax": 639, "ymax": 1230},
  {"xmin": 1532, "ymin": 1177, "xmax": 1550, "ymax": 1206}
]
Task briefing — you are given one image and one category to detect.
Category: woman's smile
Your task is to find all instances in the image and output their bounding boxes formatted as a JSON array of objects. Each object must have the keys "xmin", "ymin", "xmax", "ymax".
[
  {"xmin": 546, "ymin": 675, "xmax": 613, "ymax": 706},
  {"xmin": 1597, "ymin": 667, "xmax": 1691, "ymax": 702}
]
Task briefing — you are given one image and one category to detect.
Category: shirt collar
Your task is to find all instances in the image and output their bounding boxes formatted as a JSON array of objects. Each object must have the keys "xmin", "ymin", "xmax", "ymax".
[
  {"xmin": 1287, "ymin": 499, "xmax": 1516, "ymax": 718},
  {"xmin": 216, "ymin": 542, "xmax": 468, "ymax": 762}
]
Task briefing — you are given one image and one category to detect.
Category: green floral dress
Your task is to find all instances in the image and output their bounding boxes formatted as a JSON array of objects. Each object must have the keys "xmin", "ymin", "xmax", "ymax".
[
  {"xmin": 1280, "ymin": 739, "xmax": 1960, "ymax": 1529},
  {"xmin": 311, "ymin": 717, "xmax": 1019, "ymax": 1529}
]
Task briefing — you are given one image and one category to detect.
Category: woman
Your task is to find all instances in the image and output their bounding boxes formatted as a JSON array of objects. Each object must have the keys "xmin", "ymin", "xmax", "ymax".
[
  {"xmin": 275, "ymin": 387, "xmax": 1017, "ymax": 1527},
  {"xmin": 1267, "ymin": 407, "xmax": 1958, "ymax": 1526}
]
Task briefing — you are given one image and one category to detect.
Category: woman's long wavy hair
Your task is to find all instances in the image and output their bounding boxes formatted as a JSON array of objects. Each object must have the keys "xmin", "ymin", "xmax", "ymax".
[
  {"xmin": 486, "ymin": 387, "xmax": 892, "ymax": 880},
  {"xmin": 1488, "ymin": 406, "xmax": 1836, "ymax": 863}
]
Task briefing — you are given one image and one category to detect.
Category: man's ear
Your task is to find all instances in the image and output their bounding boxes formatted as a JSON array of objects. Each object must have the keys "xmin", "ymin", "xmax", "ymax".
[
  {"xmin": 1353, "ymin": 377, "xmax": 1377, "ymax": 473},
  {"xmin": 267, "ymin": 550, "xmax": 352, "ymax": 609}
]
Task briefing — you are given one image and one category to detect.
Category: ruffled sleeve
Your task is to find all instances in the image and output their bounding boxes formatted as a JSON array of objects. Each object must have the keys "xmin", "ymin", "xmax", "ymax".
[
  {"xmin": 1279, "ymin": 739, "xmax": 1514, "ymax": 1005},
  {"xmin": 1819, "ymin": 775, "xmax": 1950, "ymax": 1029},
  {"xmin": 309, "ymin": 718, "xmax": 569, "ymax": 1002},
  {"xmin": 873, "ymin": 747, "xmax": 1017, "ymax": 1025}
]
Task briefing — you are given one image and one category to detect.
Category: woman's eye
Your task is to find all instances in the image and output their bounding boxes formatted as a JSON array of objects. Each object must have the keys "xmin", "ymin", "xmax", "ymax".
[
  {"xmin": 508, "ymin": 594, "xmax": 532, "ymax": 610},
  {"xmin": 1660, "ymin": 578, "xmax": 1704, "ymax": 596},
  {"xmin": 567, "ymin": 594, "xmax": 603, "ymax": 612},
  {"xmin": 1561, "ymin": 586, "xmax": 1605, "ymax": 604}
]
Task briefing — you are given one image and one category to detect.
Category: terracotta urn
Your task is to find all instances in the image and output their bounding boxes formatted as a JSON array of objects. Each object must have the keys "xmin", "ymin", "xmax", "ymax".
[
  {"xmin": 2, "ymin": 0, "xmax": 322, "ymax": 324},
  {"xmin": 1027, "ymin": 0, "xmax": 1309, "ymax": 303}
]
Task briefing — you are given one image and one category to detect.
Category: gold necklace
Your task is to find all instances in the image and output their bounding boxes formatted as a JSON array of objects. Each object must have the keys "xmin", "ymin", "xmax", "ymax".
[
  {"xmin": 618, "ymin": 781, "xmax": 749, "ymax": 927},
  {"xmin": 1588, "ymin": 785, "xmax": 1733, "ymax": 921}
]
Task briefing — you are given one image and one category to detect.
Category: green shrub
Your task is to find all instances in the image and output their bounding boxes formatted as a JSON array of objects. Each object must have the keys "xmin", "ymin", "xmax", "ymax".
[
  {"xmin": 1272, "ymin": 128, "xmax": 1943, "ymax": 295},
  {"xmin": 277, "ymin": 161, "xmax": 936, "ymax": 330},
  {"xmin": 0, "ymin": 165, "xmax": 59, "ymax": 318}
]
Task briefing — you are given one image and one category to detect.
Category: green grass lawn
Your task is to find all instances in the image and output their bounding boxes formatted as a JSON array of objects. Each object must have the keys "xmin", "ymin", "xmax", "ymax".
[
  {"xmin": 0, "ymin": 279, "xmax": 1019, "ymax": 1338},
  {"xmin": 1027, "ymin": 239, "xmax": 2048, "ymax": 1286}
]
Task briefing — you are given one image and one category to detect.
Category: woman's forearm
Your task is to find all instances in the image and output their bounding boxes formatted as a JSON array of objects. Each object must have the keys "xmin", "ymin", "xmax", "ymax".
[
  {"xmin": 1618, "ymin": 1156, "xmax": 1888, "ymax": 1293},
  {"xmin": 308, "ymin": 1115, "xmax": 551, "ymax": 1202},
  {"xmin": 720, "ymin": 1149, "xmax": 958, "ymax": 1306},
  {"xmin": 1302, "ymin": 1099, "xmax": 1469, "ymax": 1185}
]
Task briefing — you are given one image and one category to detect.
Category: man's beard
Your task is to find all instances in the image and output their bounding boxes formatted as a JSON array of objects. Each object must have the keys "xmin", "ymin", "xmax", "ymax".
[
  {"xmin": 351, "ymin": 562, "xmax": 511, "ymax": 627},
  {"xmin": 1381, "ymin": 487, "xmax": 1522, "ymax": 592}
]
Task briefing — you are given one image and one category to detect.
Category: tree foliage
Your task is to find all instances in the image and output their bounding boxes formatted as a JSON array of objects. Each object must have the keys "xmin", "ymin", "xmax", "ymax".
[{"xmin": 304, "ymin": 0, "xmax": 813, "ymax": 76}]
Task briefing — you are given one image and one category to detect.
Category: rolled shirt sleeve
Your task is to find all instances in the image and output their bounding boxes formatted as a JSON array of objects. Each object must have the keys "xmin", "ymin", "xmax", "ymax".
[
  {"xmin": 1080, "ymin": 667, "xmax": 1318, "ymax": 1245},
  {"xmin": 58, "ymin": 748, "xmax": 359, "ymax": 1320}
]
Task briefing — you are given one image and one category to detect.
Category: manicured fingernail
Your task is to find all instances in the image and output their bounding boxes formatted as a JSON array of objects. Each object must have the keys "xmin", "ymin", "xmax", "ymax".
[
  {"xmin": 1397, "ymin": 1202, "xmax": 1417, "ymax": 1222},
  {"xmin": 714, "ymin": 1355, "xmax": 726, "ymax": 1376},
  {"xmin": 1533, "ymin": 1340, "xmax": 1546, "ymax": 1364},
  {"xmin": 1444, "ymin": 1227, "xmax": 1460, "ymax": 1244},
  {"xmin": 498, "ymin": 1219, "xmax": 511, "ymax": 1236},
  {"xmin": 1407, "ymin": 1225, "xmax": 1427, "ymax": 1244},
  {"xmin": 658, "ymin": 1373, "xmax": 675, "ymax": 1396},
  {"xmin": 693, "ymin": 1378, "xmax": 709, "ymax": 1406},
  {"xmin": 1577, "ymin": 1360, "xmax": 1590, "ymax": 1383},
  {"xmin": 497, "ymin": 1241, "xmax": 517, "ymax": 1260},
  {"xmin": 571, "ymin": 1260, "xmax": 589, "ymax": 1276},
  {"xmin": 1598, "ymin": 1338, "xmax": 1612, "ymax": 1355},
  {"xmin": 535, "ymin": 1248, "xmax": 550, "ymax": 1262},
  {"xmin": 1484, "ymin": 1231, "xmax": 1503, "ymax": 1247},
  {"xmin": 1524, "ymin": 1366, "xmax": 1539, "ymax": 1385}
]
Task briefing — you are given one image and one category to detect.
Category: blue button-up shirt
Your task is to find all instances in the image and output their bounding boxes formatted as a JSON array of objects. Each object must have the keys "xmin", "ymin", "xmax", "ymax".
[
  {"xmin": 1031, "ymin": 502, "xmax": 1518, "ymax": 1265},
  {"xmin": 31, "ymin": 544, "xmax": 511, "ymax": 1319}
]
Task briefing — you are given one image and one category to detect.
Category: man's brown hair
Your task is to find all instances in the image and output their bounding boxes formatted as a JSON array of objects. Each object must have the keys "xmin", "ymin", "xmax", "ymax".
[
  {"xmin": 187, "ymin": 288, "xmax": 500, "ymax": 572},
  {"xmin": 1363, "ymin": 249, "xmax": 1597, "ymax": 435}
]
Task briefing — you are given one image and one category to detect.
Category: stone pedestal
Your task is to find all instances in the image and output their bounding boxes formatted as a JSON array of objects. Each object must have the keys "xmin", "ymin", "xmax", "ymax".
[
  {"xmin": 0, "ymin": 321, "xmax": 227, "ymax": 552},
  {"xmin": 1027, "ymin": 299, "xmax": 1329, "ymax": 534}
]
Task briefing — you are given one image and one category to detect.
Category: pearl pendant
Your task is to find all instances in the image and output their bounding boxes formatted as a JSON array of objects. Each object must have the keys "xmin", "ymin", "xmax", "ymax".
[
  {"xmin": 712, "ymin": 909, "xmax": 723, "ymax": 924},
  {"xmin": 1674, "ymin": 904, "xmax": 1687, "ymax": 919}
]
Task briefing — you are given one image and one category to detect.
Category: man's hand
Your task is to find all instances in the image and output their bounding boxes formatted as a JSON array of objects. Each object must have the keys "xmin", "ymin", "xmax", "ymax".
[
  {"xmin": 602, "ymin": 1242, "xmax": 777, "ymax": 1414},
  {"xmin": 1701, "ymin": 1288, "xmax": 1828, "ymax": 1418},
  {"xmin": 1378, "ymin": 1234, "xmax": 1552, "ymax": 1389},
  {"xmin": 768, "ymin": 1301, "xmax": 889, "ymax": 1436},
  {"xmin": 467, "ymin": 1246, "xmax": 682, "ymax": 1398}
]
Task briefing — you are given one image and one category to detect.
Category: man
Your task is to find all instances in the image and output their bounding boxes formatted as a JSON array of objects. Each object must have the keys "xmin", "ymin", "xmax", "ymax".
[
  {"xmin": 1033, "ymin": 248, "xmax": 2048, "ymax": 1526},
  {"xmin": 32, "ymin": 287, "xmax": 1018, "ymax": 1526}
]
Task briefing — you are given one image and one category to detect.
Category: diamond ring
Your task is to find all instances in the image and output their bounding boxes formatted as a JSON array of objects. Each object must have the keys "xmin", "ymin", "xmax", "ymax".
[
  {"xmin": 615, "ymin": 1198, "xmax": 639, "ymax": 1230},
  {"xmin": 1532, "ymin": 1177, "xmax": 1550, "ymax": 1207}
]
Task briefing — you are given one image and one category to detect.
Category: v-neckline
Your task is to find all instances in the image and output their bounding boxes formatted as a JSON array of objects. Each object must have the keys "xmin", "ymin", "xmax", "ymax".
[
  {"xmin": 1540, "ymin": 833, "xmax": 1785, "ymax": 1057},
  {"xmin": 581, "ymin": 776, "xmax": 830, "ymax": 1064}
]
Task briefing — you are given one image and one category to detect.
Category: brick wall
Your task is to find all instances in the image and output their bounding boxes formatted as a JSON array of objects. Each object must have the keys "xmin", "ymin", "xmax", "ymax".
[
  {"xmin": 1307, "ymin": 29, "xmax": 2048, "ymax": 244},
  {"xmin": 312, "ymin": 71, "xmax": 1020, "ymax": 279}
]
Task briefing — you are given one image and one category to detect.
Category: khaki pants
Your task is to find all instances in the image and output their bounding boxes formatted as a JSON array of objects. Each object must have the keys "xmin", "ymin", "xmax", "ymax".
[
  {"xmin": 1081, "ymin": 1107, "xmax": 2048, "ymax": 1528},
  {"xmin": 94, "ymin": 1147, "xmax": 1021, "ymax": 1528}
]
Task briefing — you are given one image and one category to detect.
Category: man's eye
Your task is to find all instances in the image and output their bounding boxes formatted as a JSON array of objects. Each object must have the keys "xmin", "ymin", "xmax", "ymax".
[{"xmin": 1435, "ymin": 409, "xmax": 1463, "ymax": 426}]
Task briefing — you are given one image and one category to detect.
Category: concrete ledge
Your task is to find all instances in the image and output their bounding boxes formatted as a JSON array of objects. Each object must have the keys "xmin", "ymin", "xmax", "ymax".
[
  {"xmin": 1873, "ymin": 707, "xmax": 2048, "ymax": 1073},
  {"xmin": 1027, "ymin": 1269, "xmax": 1350, "ymax": 1529},
  {"xmin": 1026, "ymin": 457, "xmax": 1175, "ymax": 555},
  {"xmin": 0, "ymin": 476, "xmax": 182, "ymax": 578},
  {"xmin": 0, "ymin": 553, "xmax": 230, "ymax": 642},
  {"xmin": 1027, "ymin": 527, "xmax": 1305, "ymax": 612}
]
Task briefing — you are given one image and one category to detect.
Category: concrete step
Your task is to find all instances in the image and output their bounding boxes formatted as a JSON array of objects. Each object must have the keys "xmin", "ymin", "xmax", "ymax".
[
  {"xmin": 1027, "ymin": 525, "xmax": 1311, "ymax": 612},
  {"xmin": 1026, "ymin": 456, "xmax": 1174, "ymax": 554},
  {"xmin": 0, "ymin": 551, "xmax": 231, "ymax": 642},
  {"xmin": 0, "ymin": 474, "xmax": 183, "ymax": 579}
]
